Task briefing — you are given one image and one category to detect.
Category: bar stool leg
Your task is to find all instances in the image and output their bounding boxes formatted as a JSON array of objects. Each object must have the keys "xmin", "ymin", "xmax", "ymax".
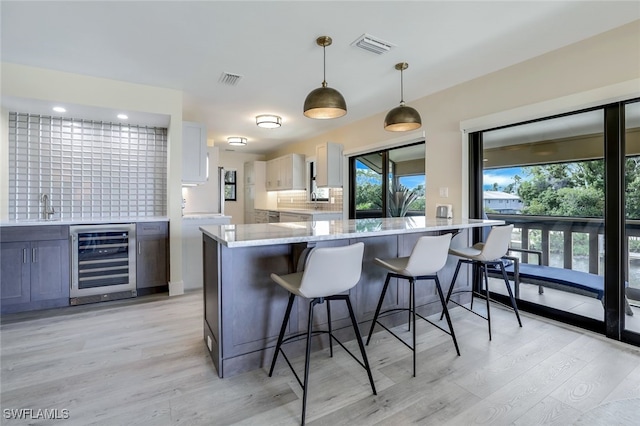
[
  {"xmin": 366, "ymin": 273, "xmax": 392, "ymax": 345},
  {"xmin": 408, "ymin": 278, "xmax": 414, "ymax": 332},
  {"xmin": 269, "ymin": 293, "xmax": 296, "ymax": 376},
  {"xmin": 343, "ymin": 295, "xmax": 377, "ymax": 395},
  {"xmin": 482, "ymin": 264, "xmax": 492, "ymax": 341},
  {"xmin": 410, "ymin": 278, "xmax": 417, "ymax": 377},
  {"xmin": 326, "ymin": 299, "xmax": 334, "ymax": 357},
  {"xmin": 434, "ymin": 276, "xmax": 460, "ymax": 356},
  {"xmin": 301, "ymin": 299, "xmax": 319, "ymax": 426},
  {"xmin": 471, "ymin": 262, "xmax": 480, "ymax": 311},
  {"xmin": 499, "ymin": 263, "xmax": 522, "ymax": 327},
  {"xmin": 441, "ymin": 260, "xmax": 463, "ymax": 320}
]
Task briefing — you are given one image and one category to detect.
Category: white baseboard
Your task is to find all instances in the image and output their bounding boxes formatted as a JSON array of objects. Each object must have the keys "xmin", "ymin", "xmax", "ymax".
[{"xmin": 168, "ymin": 280, "xmax": 185, "ymax": 296}]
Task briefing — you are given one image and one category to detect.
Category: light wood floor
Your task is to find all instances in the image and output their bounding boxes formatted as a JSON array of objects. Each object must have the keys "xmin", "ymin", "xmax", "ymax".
[{"xmin": 2, "ymin": 291, "xmax": 640, "ymax": 425}]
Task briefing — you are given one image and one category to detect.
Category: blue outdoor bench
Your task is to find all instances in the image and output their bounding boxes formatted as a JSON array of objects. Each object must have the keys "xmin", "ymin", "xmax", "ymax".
[{"xmin": 492, "ymin": 248, "xmax": 634, "ymax": 316}]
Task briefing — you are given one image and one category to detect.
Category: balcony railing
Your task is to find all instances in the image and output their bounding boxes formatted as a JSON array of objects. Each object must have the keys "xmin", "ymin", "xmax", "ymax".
[{"xmin": 487, "ymin": 214, "xmax": 640, "ymax": 286}]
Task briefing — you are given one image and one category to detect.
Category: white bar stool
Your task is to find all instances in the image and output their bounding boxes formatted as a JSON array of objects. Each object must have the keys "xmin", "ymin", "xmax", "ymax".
[
  {"xmin": 443, "ymin": 224, "xmax": 522, "ymax": 340},
  {"xmin": 268, "ymin": 242, "xmax": 376, "ymax": 425},
  {"xmin": 366, "ymin": 233, "xmax": 460, "ymax": 377}
]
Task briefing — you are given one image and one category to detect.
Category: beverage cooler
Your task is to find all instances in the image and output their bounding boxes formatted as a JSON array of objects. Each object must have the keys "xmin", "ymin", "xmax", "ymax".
[{"xmin": 69, "ymin": 224, "xmax": 137, "ymax": 305}]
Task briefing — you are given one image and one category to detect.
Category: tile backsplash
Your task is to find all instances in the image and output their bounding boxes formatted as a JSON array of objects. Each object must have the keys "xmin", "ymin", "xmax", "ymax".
[
  {"xmin": 276, "ymin": 188, "xmax": 343, "ymax": 211},
  {"xmin": 8, "ymin": 112, "xmax": 167, "ymax": 220}
]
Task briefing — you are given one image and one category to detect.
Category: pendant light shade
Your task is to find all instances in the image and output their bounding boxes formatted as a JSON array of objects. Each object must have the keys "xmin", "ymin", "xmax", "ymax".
[
  {"xmin": 303, "ymin": 36, "xmax": 347, "ymax": 119},
  {"xmin": 384, "ymin": 62, "xmax": 422, "ymax": 132}
]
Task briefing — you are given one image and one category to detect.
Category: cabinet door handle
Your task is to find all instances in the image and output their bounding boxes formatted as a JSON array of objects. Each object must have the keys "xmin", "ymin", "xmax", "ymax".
[
  {"xmin": 32, "ymin": 248, "xmax": 37, "ymax": 263},
  {"xmin": 138, "ymin": 242, "xmax": 141, "ymax": 255},
  {"xmin": 23, "ymin": 248, "xmax": 27, "ymax": 264}
]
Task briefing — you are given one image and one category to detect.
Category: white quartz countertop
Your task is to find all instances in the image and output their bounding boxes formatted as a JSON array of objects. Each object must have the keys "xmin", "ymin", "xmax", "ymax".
[
  {"xmin": 182, "ymin": 213, "xmax": 232, "ymax": 220},
  {"xmin": 200, "ymin": 216, "xmax": 504, "ymax": 248},
  {"xmin": 255, "ymin": 208, "xmax": 342, "ymax": 216},
  {"xmin": 0, "ymin": 216, "xmax": 169, "ymax": 227}
]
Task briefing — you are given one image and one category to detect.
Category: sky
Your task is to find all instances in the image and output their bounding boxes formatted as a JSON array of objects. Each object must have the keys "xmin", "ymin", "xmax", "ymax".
[
  {"xmin": 483, "ymin": 166, "xmax": 524, "ymax": 190},
  {"xmin": 356, "ymin": 159, "xmax": 525, "ymax": 191}
]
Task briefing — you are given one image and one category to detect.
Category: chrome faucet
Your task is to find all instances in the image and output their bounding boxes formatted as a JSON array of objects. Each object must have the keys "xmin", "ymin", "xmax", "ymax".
[
  {"xmin": 311, "ymin": 192, "xmax": 318, "ymax": 210},
  {"xmin": 41, "ymin": 193, "xmax": 55, "ymax": 220}
]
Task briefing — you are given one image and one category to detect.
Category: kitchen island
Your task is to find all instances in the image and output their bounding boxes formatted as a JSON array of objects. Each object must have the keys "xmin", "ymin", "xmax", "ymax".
[{"xmin": 200, "ymin": 216, "xmax": 503, "ymax": 378}]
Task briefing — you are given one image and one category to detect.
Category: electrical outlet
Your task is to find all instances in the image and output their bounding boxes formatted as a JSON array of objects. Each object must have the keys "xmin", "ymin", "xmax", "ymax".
[
  {"xmin": 330, "ymin": 197, "xmax": 335, "ymax": 204},
  {"xmin": 290, "ymin": 197, "xmax": 293, "ymax": 203},
  {"xmin": 439, "ymin": 187, "xmax": 449, "ymax": 198},
  {"xmin": 207, "ymin": 335, "xmax": 212, "ymax": 351}
]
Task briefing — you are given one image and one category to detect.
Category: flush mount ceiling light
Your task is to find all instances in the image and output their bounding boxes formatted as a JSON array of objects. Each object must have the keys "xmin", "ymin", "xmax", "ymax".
[
  {"xmin": 303, "ymin": 35, "xmax": 347, "ymax": 119},
  {"xmin": 52, "ymin": 106, "xmax": 66, "ymax": 113},
  {"xmin": 256, "ymin": 114, "xmax": 282, "ymax": 129},
  {"xmin": 117, "ymin": 113, "xmax": 128, "ymax": 120},
  {"xmin": 384, "ymin": 62, "xmax": 422, "ymax": 132},
  {"xmin": 227, "ymin": 137, "xmax": 247, "ymax": 146}
]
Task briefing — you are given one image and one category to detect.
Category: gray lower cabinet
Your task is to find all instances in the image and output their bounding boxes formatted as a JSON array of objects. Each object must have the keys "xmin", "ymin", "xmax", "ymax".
[
  {"xmin": 136, "ymin": 221, "xmax": 169, "ymax": 291},
  {"xmin": 0, "ymin": 226, "xmax": 70, "ymax": 314}
]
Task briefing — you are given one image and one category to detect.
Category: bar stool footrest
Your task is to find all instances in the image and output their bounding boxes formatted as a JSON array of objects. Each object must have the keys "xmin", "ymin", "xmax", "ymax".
[{"xmin": 274, "ymin": 329, "xmax": 371, "ymax": 386}]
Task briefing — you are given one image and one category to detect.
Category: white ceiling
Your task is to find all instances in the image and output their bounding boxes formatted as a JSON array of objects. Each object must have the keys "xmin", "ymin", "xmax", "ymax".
[{"xmin": 1, "ymin": 1, "xmax": 639, "ymax": 154}]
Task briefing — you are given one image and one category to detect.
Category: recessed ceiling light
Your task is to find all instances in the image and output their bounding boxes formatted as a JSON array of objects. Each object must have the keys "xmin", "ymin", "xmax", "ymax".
[
  {"xmin": 52, "ymin": 106, "xmax": 66, "ymax": 113},
  {"xmin": 117, "ymin": 114, "xmax": 128, "ymax": 120}
]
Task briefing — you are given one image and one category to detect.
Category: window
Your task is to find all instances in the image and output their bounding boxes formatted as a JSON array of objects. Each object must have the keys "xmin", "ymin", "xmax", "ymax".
[
  {"xmin": 349, "ymin": 142, "xmax": 425, "ymax": 219},
  {"xmin": 308, "ymin": 161, "xmax": 329, "ymax": 201},
  {"xmin": 224, "ymin": 170, "xmax": 237, "ymax": 201}
]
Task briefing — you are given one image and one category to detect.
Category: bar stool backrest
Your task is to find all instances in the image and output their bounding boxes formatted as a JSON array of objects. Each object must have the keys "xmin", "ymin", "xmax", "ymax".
[
  {"xmin": 299, "ymin": 242, "xmax": 365, "ymax": 298},
  {"xmin": 478, "ymin": 224, "xmax": 514, "ymax": 261},
  {"xmin": 404, "ymin": 233, "xmax": 453, "ymax": 276}
]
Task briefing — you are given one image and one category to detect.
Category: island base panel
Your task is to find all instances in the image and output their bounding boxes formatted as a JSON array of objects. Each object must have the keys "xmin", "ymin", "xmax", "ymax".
[{"xmin": 203, "ymin": 229, "xmax": 473, "ymax": 378}]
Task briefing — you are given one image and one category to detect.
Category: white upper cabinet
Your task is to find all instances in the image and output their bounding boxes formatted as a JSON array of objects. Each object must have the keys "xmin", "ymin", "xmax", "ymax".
[
  {"xmin": 316, "ymin": 142, "xmax": 343, "ymax": 187},
  {"xmin": 182, "ymin": 121, "xmax": 208, "ymax": 184},
  {"xmin": 266, "ymin": 154, "xmax": 305, "ymax": 191}
]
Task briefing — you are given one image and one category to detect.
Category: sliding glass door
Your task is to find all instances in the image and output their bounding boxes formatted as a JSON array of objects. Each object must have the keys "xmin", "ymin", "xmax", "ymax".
[
  {"xmin": 624, "ymin": 100, "xmax": 640, "ymax": 341},
  {"xmin": 472, "ymin": 99, "xmax": 640, "ymax": 344},
  {"xmin": 482, "ymin": 108, "xmax": 606, "ymax": 325}
]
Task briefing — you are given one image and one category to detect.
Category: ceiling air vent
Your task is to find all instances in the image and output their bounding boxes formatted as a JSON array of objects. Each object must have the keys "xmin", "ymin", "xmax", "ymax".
[
  {"xmin": 219, "ymin": 72, "xmax": 243, "ymax": 86},
  {"xmin": 351, "ymin": 34, "xmax": 394, "ymax": 55}
]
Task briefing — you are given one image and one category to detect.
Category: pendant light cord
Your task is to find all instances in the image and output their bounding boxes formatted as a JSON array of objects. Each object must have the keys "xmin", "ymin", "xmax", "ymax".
[
  {"xmin": 400, "ymin": 68, "xmax": 405, "ymax": 105},
  {"xmin": 322, "ymin": 45, "xmax": 327, "ymax": 87}
]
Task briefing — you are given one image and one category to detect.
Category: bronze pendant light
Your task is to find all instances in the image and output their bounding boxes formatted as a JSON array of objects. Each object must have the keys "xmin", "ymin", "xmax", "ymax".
[
  {"xmin": 384, "ymin": 62, "xmax": 422, "ymax": 131},
  {"xmin": 303, "ymin": 36, "xmax": 347, "ymax": 119}
]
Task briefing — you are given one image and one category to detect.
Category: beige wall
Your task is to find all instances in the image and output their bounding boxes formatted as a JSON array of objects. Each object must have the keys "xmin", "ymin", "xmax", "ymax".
[
  {"xmin": 270, "ymin": 20, "xmax": 640, "ymax": 219},
  {"xmin": 0, "ymin": 63, "xmax": 186, "ymax": 294}
]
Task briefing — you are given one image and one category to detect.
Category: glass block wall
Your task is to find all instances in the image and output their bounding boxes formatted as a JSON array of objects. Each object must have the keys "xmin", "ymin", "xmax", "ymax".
[{"xmin": 8, "ymin": 112, "xmax": 168, "ymax": 220}]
